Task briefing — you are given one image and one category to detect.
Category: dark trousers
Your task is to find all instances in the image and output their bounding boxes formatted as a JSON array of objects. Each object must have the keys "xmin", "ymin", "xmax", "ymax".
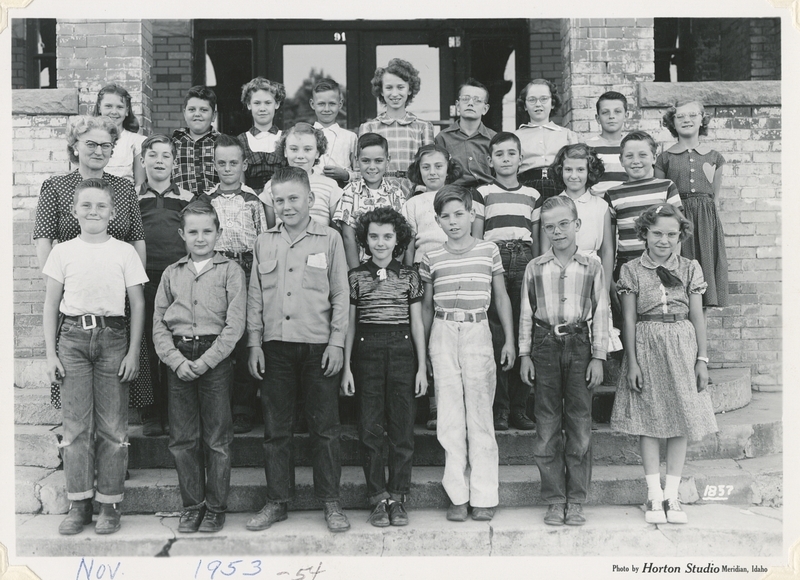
[
  {"xmin": 144, "ymin": 270, "xmax": 168, "ymax": 422},
  {"xmin": 167, "ymin": 337, "xmax": 234, "ymax": 513},
  {"xmin": 489, "ymin": 240, "xmax": 533, "ymax": 417},
  {"xmin": 260, "ymin": 341, "xmax": 342, "ymax": 502},
  {"xmin": 531, "ymin": 325, "xmax": 593, "ymax": 505},
  {"xmin": 354, "ymin": 327, "xmax": 416, "ymax": 504},
  {"xmin": 228, "ymin": 257, "xmax": 260, "ymax": 419}
]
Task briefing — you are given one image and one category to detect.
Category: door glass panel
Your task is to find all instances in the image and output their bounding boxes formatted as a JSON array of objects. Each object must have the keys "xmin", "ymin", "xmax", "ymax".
[
  {"xmin": 375, "ymin": 45, "xmax": 440, "ymax": 124},
  {"xmin": 205, "ymin": 38, "xmax": 254, "ymax": 135},
  {"xmin": 282, "ymin": 44, "xmax": 348, "ymax": 128}
]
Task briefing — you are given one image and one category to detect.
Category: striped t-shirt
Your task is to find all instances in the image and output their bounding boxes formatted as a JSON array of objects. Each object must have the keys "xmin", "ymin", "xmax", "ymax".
[
  {"xmin": 419, "ymin": 239, "xmax": 503, "ymax": 313},
  {"xmin": 480, "ymin": 181, "xmax": 542, "ymax": 243},
  {"xmin": 260, "ymin": 172, "xmax": 344, "ymax": 227},
  {"xmin": 585, "ymin": 137, "xmax": 626, "ymax": 195},
  {"xmin": 605, "ymin": 177, "xmax": 683, "ymax": 271}
]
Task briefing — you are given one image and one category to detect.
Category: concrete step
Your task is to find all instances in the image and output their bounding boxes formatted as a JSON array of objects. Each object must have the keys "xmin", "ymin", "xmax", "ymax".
[
  {"xmin": 29, "ymin": 454, "xmax": 781, "ymax": 515},
  {"xmin": 15, "ymin": 504, "xmax": 782, "ymax": 558}
]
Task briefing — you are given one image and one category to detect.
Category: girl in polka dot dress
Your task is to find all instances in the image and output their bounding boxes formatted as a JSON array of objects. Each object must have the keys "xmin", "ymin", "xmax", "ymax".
[{"xmin": 655, "ymin": 100, "xmax": 728, "ymax": 310}]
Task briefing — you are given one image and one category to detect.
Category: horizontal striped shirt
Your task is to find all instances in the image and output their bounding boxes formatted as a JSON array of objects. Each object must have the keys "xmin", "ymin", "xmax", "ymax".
[
  {"xmin": 518, "ymin": 248, "xmax": 609, "ymax": 360},
  {"xmin": 419, "ymin": 239, "xmax": 503, "ymax": 313},
  {"xmin": 349, "ymin": 259, "xmax": 424, "ymax": 325},
  {"xmin": 260, "ymin": 172, "xmax": 344, "ymax": 227},
  {"xmin": 605, "ymin": 177, "xmax": 683, "ymax": 270},
  {"xmin": 480, "ymin": 181, "xmax": 542, "ymax": 243},
  {"xmin": 585, "ymin": 136, "xmax": 626, "ymax": 195},
  {"xmin": 206, "ymin": 184, "xmax": 267, "ymax": 254}
]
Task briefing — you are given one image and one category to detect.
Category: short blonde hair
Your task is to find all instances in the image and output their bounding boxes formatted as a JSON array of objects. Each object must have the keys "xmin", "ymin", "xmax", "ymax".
[{"xmin": 66, "ymin": 115, "xmax": 119, "ymax": 165}]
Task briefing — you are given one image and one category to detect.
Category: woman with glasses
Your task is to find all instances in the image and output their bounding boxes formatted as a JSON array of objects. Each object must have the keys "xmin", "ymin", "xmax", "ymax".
[
  {"xmin": 34, "ymin": 115, "xmax": 152, "ymax": 411},
  {"xmin": 514, "ymin": 79, "xmax": 579, "ymax": 199}
]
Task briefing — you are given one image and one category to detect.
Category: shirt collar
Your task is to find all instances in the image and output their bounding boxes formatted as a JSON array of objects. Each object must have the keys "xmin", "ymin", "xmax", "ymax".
[
  {"xmin": 518, "ymin": 120, "xmax": 562, "ymax": 131},
  {"xmin": 559, "ymin": 190, "xmax": 591, "ymax": 204},
  {"xmin": 175, "ymin": 127, "xmax": 219, "ymax": 141},
  {"xmin": 377, "ymin": 112, "xmax": 417, "ymax": 126},
  {"xmin": 640, "ymin": 251, "xmax": 680, "ymax": 271},
  {"xmin": 442, "ymin": 121, "xmax": 493, "ymax": 139},
  {"xmin": 249, "ymin": 125, "xmax": 280, "ymax": 137},
  {"xmin": 537, "ymin": 247, "xmax": 592, "ymax": 266},
  {"xmin": 139, "ymin": 181, "xmax": 180, "ymax": 198},
  {"xmin": 665, "ymin": 142, "xmax": 712, "ymax": 155},
  {"xmin": 268, "ymin": 218, "xmax": 328, "ymax": 236},
  {"xmin": 313, "ymin": 121, "xmax": 340, "ymax": 132},
  {"xmin": 175, "ymin": 251, "xmax": 230, "ymax": 266},
  {"xmin": 364, "ymin": 258, "xmax": 402, "ymax": 279},
  {"xmin": 491, "ymin": 180, "xmax": 522, "ymax": 192}
]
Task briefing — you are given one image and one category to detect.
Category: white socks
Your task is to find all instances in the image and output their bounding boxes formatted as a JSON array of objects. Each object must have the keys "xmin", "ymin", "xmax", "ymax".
[
  {"xmin": 664, "ymin": 474, "xmax": 681, "ymax": 501},
  {"xmin": 645, "ymin": 473, "xmax": 663, "ymax": 502}
]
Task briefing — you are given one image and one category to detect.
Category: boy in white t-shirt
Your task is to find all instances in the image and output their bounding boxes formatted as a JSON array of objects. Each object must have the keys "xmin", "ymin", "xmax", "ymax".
[{"xmin": 42, "ymin": 178, "xmax": 148, "ymax": 536}]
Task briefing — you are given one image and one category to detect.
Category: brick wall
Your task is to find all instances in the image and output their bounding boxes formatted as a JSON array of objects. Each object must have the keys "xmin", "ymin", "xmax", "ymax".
[
  {"xmin": 528, "ymin": 19, "xmax": 563, "ymax": 89},
  {"xmin": 12, "ymin": 19, "xmax": 26, "ymax": 89},
  {"xmin": 151, "ymin": 20, "xmax": 193, "ymax": 136},
  {"xmin": 750, "ymin": 19, "xmax": 780, "ymax": 80},
  {"xmin": 720, "ymin": 20, "xmax": 751, "ymax": 82}
]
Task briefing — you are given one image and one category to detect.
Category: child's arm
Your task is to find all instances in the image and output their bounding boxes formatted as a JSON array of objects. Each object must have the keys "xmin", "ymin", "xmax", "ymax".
[
  {"xmin": 410, "ymin": 301, "xmax": 428, "ymax": 397},
  {"xmin": 402, "ymin": 243, "xmax": 416, "ymax": 267},
  {"xmin": 620, "ymin": 292, "xmax": 642, "ymax": 392},
  {"xmin": 688, "ymin": 292, "xmax": 709, "ymax": 392},
  {"xmin": 119, "ymin": 283, "xmax": 144, "ymax": 383},
  {"xmin": 247, "ymin": 243, "xmax": 267, "ymax": 380},
  {"xmin": 586, "ymin": 262, "xmax": 609, "ymax": 389},
  {"xmin": 43, "ymin": 277, "xmax": 65, "ymax": 384},
  {"xmin": 600, "ymin": 209, "xmax": 614, "ymax": 292},
  {"xmin": 152, "ymin": 269, "xmax": 196, "ymax": 381},
  {"xmin": 712, "ymin": 164, "xmax": 724, "ymax": 210},
  {"xmin": 530, "ymin": 221, "xmax": 541, "ymax": 258},
  {"xmin": 471, "ymin": 215, "xmax": 484, "ymax": 239},
  {"xmin": 421, "ymin": 282, "xmax": 434, "ymax": 376},
  {"xmin": 133, "ymin": 157, "xmax": 146, "ymax": 189},
  {"xmin": 342, "ymin": 224, "xmax": 360, "ymax": 270},
  {"xmin": 518, "ymin": 266, "xmax": 535, "ymax": 387},
  {"xmin": 491, "ymin": 272, "xmax": 516, "ymax": 371},
  {"xmin": 341, "ymin": 305, "xmax": 358, "ymax": 396},
  {"xmin": 322, "ymin": 233, "xmax": 349, "ymax": 377}
]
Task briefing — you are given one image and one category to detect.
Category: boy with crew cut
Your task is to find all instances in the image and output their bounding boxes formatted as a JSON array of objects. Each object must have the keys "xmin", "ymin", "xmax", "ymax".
[
  {"xmin": 310, "ymin": 78, "xmax": 359, "ymax": 188},
  {"xmin": 333, "ymin": 132, "xmax": 406, "ymax": 269},
  {"xmin": 586, "ymin": 91, "xmax": 629, "ymax": 195},
  {"xmin": 246, "ymin": 166, "xmax": 351, "ymax": 533},
  {"xmin": 435, "ymin": 78, "xmax": 497, "ymax": 189},
  {"xmin": 479, "ymin": 131, "xmax": 542, "ymax": 432},
  {"xmin": 205, "ymin": 134, "xmax": 268, "ymax": 434},
  {"xmin": 43, "ymin": 178, "xmax": 148, "ymax": 536},
  {"xmin": 421, "ymin": 184, "xmax": 516, "ymax": 523},
  {"xmin": 519, "ymin": 195, "xmax": 608, "ymax": 527},
  {"xmin": 153, "ymin": 200, "xmax": 246, "ymax": 534},
  {"xmin": 138, "ymin": 134, "xmax": 197, "ymax": 437},
  {"xmin": 173, "ymin": 85, "xmax": 220, "ymax": 197}
]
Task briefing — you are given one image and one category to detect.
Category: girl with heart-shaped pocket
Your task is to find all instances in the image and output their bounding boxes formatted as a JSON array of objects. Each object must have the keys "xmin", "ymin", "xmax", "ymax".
[{"xmin": 655, "ymin": 100, "xmax": 728, "ymax": 311}]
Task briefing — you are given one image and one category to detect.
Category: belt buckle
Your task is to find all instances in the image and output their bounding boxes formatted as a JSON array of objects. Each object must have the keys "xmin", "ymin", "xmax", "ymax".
[
  {"xmin": 553, "ymin": 323, "xmax": 568, "ymax": 336},
  {"xmin": 454, "ymin": 311, "xmax": 466, "ymax": 323},
  {"xmin": 81, "ymin": 314, "xmax": 97, "ymax": 330},
  {"xmin": 181, "ymin": 336, "xmax": 193, "ymax": 342}
]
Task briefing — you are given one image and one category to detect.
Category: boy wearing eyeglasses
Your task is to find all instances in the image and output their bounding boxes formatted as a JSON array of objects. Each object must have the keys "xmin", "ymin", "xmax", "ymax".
[
  {"xmin": 519, "ymin": 195, "xmax": 608, "ymax": 527},
  {"xmin": 435, "ymin": 79, "xmax": 496, "ymax": 189}
]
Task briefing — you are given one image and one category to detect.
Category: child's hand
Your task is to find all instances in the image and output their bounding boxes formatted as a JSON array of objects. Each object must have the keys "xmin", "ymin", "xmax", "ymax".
[
  {"xmin": 341, "ymin": 367, "xmax": 355, "ymax": 397},
  {"xmin": 426, "ymin": 355, "xmax": 434, "ymax": 379},
  {"xmin": 610, "ymin": 284, "xmax": 621, "ymax": 314},
  {"xmin": 189, "ymin": 359, "xmax": 210, "ymax": 377},
  {"xmin": 323, "ymin": 166, "xmax": 349, "ymax": 182},
  {"xmin": 248, "ymin": 346, "xmax": 265, "ymax": 380},
  {"xmin": 47, "ymin": 355, "xmax": 65, "ymax": 385},
  {"xmin": 626, "ymin": 361, "xmax": 643, "ymax": 393},
  {"xmin": 415, "ymin": 369, "xmax": 428, "ymax": 398},
  {"xmin": 520, "ymin": 356, "xmax": 535, "ymax": 387},
  {"xmin": 695, "ymin": 360, "xmax": 709, "ymax": 392},
  {"xmin": 118, "ymin": 352, "xmax": 140, "ymax": 383},
  {"xmin": 176, "ymin": 360, "xmax": 199, "ymax": 382},
  {"xmin": 321, "ymin": 345, "xmax": 344, "ymax": 377},
  {"xmin": 586, "ymin": 358, "xmax": 604, "ymax": 389},
  {"xmin": 500, "ymin": 341, "xmax": 516, "ymax": 372}
]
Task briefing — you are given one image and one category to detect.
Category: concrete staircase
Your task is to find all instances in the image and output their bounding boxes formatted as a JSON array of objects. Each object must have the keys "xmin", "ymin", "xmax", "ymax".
[{"xmin": 14, "ymin": 364, "xmax": 783, "ymax": 557}]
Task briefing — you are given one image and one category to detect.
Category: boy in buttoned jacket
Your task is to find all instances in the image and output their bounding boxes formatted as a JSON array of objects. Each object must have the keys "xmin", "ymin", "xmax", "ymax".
[{"xmin": 245, "ymin": 166, "xmax": 351, "ymax": 533}]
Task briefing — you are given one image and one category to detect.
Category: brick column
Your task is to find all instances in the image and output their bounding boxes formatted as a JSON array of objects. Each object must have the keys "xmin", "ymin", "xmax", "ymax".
[
  {"xmin": 151, "ymin": 20, "xmax": 194, "ymax": 135},
  {"xmin": 56, "ymin": 20, "xmax": 154, "ymax": 132},
  {"xmin": 560, "ymin": 18, "xmax": 655, "ymax": 133}
]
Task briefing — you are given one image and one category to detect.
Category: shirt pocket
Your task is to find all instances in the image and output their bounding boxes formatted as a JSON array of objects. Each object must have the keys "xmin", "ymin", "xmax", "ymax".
[
  {"xmin": 302, "ymin": 263, "xmax": 329, "ymax": 294},
  {"xmin": 258, "ymin": 259, "xmax": 279, "ymax": 290}
]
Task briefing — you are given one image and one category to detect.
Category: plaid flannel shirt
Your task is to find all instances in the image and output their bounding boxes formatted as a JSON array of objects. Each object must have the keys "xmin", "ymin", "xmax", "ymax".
[
  {"xmin": 171, "ymin": 127, "xmax": 220, "ymax": 196},
  {"xmin": 358, "ymin": 112, "xmax": 434, "ymax": 175}
]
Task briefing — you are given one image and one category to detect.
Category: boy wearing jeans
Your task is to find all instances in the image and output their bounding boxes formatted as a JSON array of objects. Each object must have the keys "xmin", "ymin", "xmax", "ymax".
[
  {"xmin": 519, "ymin": 196, "xmax": 608, "ymax": 526},
  {"xmin": 421, "ymin": 185, "xmax": 516, "ymax": 522},
  {"xmin": 43, "ymin": 178, "xmax": 148, "ymax": 535},
  {"xmin": 153, "ymin": 200, "xmax": 246, "ymax": 533},
  {"xmin": 246, "ymin": 166, "xmax": 350, "ymax": 533}
]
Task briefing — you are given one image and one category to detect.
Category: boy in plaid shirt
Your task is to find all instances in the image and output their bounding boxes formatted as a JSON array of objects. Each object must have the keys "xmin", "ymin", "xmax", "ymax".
[{"xmin": 172, "ymin": 85, "xmax": 220, "ymax": 196}]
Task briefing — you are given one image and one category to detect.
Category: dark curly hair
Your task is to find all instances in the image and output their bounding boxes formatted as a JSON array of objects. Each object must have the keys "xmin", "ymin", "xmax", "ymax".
[
  {"xmin": 406, "ymin": 144, "xmax": 463, "ymax": 190},
  {"xmin": 240, "ymin": 76, "xmax": 286, "ymax": 107},
  {"xmin": 550, "ymin": 143, "xmax": 606, "ymax": 191},
  {"xmin": 371, "ymin": 58, "xmax": 421, "ymax": 106},
  {"xmin": 662, "ymin": 100, "xmax": 711, "ymax": 138},
  {"xmin": 517, "ymin": 79, "xmax": 561, "ymax": 118},
  {"xmin": 277, "ymin": 122, "xmax": 328, "ymax": 167},
  {"xmin": 635, "ymin": 203, "xmax": 693, "ymax": 244},
  {"xmin": 355, "ymin": 206, "xmax": 414, "ymax": 258},
  {"xmin": 93, "ymin": 84, "xmax": 140, "ymax": 133}
]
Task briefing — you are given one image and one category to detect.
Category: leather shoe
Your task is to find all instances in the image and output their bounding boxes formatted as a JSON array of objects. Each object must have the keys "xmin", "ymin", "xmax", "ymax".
[
  {"xmin": 565, "ymin": 503, "xmax": 586, "ymax": 526},
  {"xmin": 246, "ymin": 501, "xmax": 288, "ymax": 531},
  {"xmin": 323, "ymin": 501, "xmax": 350, "ymax": 532},
  {"xmin": 367, "ymin": 500, "xmax": 390, "ymax": 527},
  {"xmin": 509, "ymin": 411, "xmax": 535, "ymax": 430},
  {"xmin": 544, "ymin": 503, "xmax": 566, "ymax": 526},
  {"xmin": 494, "ymin": 412, "xmax": 509, "ymax": 431},
  {"xmin": 95, "ymin": 503, "xmax": 121, "ymax": 535},
  {"xmin": 388, "ymin": 501, "xmax": 409, "ymax": 526},
  {"xmin": 198, "ymin": 510, "xmax": 226, "ymax": 533},
  {"xmin": 178, "ymin": 505, "xmax": 206, "ymax": 533},
  {"xmin": 233, "ymin": 414, "xmax": 253, "ymax": 434},
  {"xmin": 58, "ymin": 499, "xmax": 93, "ymax": 535},
  {"xmin": 471, "ymin": 507, "xmax": 495, "ymax": 521},
  {"xmin": 446, "ymin": 502, "xmax": 469, "ymax": 522}
]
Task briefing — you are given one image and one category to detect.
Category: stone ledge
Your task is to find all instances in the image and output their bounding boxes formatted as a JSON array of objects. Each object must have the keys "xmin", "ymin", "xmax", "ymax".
[
  {"xmin": 12, "ymin": 89, "xmax": 80, "ymax": 116},
  {"xmin": 639, "ymin": 81, "xmax": 781, "ymax": 107}
]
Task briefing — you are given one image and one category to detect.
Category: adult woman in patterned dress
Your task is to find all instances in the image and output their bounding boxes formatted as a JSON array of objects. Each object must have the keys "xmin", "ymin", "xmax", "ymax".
[{"xmin": 33, "ymin": 115, "xmax": 153, "ymax": 411}]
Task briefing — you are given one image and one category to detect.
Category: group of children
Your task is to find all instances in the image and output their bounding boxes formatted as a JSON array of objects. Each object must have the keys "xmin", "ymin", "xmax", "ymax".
[{"xmin": 41, "ymin": 56, "xmax": 727, "ymax": 537}]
